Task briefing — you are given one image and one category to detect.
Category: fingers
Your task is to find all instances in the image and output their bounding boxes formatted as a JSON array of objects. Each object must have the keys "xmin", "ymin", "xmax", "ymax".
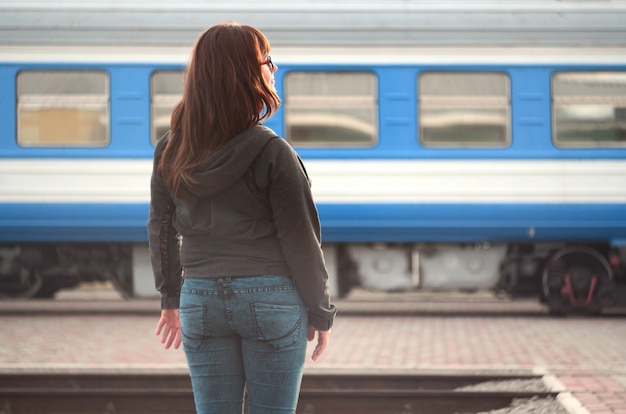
[
  {"xmin": 307, "ymin": 325, "xmax": 315, "ymax": 341},
  {"xmin": 174, "ymin": 330, "xmax": 182, "ymax": 349},
  {"xmin": 156, "ymin": 311, "xmax": 182, "ymax": 350},
  {"xmin": 155, "ymin": 318, "xmax": 165, "ymax": 336},
  {"xmin": 160, "ymin": 324, "xmax": 182, "ymax": 350},
  {"xmin": 163, "ymin": 326, "xmax": 175, "ymax": 349},
  {"xmin": 311, "ymin": 340, "xmax": 325, "ymax": 361}
]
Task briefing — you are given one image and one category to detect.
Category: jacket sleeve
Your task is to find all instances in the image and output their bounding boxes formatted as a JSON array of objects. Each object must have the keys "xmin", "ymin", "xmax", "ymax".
[
  {"xmin": 148, "ymin": 136, "xmax": 183, "ymax": 309},
  {"xmin": 262, "ymin": 138, "xmax": 337, "ymax": 331}
]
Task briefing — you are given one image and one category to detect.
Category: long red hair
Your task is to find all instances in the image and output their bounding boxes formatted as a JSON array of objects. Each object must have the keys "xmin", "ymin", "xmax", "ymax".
[{"xmin": 158, "ymin": 22, "xmax": 280, "ymax": 197}]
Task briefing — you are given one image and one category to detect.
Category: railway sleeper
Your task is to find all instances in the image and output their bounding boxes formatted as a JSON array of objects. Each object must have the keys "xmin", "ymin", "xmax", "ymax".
[{"xmin": 0, "ymin": 372, "xmax": 561, "ymax": 414}]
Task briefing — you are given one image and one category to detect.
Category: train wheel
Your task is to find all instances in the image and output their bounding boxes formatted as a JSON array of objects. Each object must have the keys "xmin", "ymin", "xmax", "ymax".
[
  {"xmin": 33, "ymin": 280, "xmax": 62, "ymax": 298},
  {"xmin": 542, "ymin": 246, "xmax": 612, "ymax": 315},
  {"xmin": 0, "ymin": 267, "xmax": 43, "ymax": 299}
]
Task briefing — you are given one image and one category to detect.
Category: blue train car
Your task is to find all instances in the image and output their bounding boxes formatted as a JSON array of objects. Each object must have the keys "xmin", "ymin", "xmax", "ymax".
[{"xmin": 1, "ymin": 0, "xmax": 625, "ymax": 313}]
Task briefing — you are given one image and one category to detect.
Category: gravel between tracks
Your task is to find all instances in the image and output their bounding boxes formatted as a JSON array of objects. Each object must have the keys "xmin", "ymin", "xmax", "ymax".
[
  {"xmin": 474, "ymin": 396, "xmax": 567, "ymax": 414},
  {"xmin": 455, "ymin": 379, "xmax": 568, "ymax": 414}
]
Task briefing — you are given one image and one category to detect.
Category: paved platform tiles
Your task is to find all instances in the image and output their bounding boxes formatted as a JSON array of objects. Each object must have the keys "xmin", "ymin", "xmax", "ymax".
[{"xmin": 0, "ymin": 286, "xmax": 625, "ymax": 413}]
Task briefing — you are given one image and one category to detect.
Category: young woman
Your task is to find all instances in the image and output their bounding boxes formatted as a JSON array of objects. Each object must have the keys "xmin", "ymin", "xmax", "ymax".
[{"xmin": 148, "ymin": 22, "xmax": 336, "ymax": 414}]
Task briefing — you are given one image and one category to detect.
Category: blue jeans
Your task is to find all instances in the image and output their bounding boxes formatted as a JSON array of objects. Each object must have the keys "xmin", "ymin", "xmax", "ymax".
[{"xmin": 179, "ymin": 276, "xmax": 308, "ymax": 414}]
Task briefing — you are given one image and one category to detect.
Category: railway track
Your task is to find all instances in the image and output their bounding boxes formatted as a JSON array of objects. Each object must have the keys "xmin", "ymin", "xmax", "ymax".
[{"xmin": 0, "ymin": 371, "xmax": 559, "ymax": 414}]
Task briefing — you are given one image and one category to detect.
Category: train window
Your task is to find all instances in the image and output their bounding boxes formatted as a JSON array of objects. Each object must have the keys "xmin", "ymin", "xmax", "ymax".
[
  {"xmin": 151, "ymin": 71, "xmax": 184, "ymax": 144},
  {"xmin": 553, "ymin": 72, "xmax": 626, "ymax": 147},
  {"xmin": 418, "ymin": 72, "xmax": 510, "ymax": 147},
  {"xmin": 284, "ymin": 72, "xmax": 377, "ymax": 147},
  {"xmin": 17, "ymin": 71, "xmax": 109, "ymax": 147}
]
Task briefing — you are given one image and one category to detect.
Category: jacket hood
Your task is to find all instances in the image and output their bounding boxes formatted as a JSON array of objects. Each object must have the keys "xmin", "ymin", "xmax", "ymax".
[{"xmin": 182, "ymin": 125, "xmax": 277, "ymax": 198}]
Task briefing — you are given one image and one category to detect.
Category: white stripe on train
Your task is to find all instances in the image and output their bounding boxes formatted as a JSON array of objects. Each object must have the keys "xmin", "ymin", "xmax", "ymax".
[{"xmin": 1, "ymin": 159, "xmax": 625, "ymax": 203}]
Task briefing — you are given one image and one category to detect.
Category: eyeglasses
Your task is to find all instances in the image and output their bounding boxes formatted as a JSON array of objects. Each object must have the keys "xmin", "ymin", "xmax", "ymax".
[{"xmin": 260, "ymin": 55, "xmax": 276, "ymax": 72}]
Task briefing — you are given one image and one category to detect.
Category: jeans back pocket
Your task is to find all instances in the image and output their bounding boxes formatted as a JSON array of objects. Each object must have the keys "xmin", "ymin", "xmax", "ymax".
[
  {"xmin": 252, "ymin": 302, "xmax": 303, "ymax": 350},
  {"xmin": 179, "ymin": 305, "xmax": 212, "ymax": 352}
]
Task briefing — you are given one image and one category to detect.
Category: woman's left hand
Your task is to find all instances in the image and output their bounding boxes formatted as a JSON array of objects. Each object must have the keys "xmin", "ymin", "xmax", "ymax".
[
  {"xmin": 307, "ymin": 325, "xmax": 331, "ymax": 361},
  {"xmin": 155, "ymin": 309, "xmax": 182, "ymax": 350}
]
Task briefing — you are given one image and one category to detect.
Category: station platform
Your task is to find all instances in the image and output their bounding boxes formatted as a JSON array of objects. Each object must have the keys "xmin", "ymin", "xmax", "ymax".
[{"xmin": 0, "ymin": 284, "xmax": 625, "ymax": 413}]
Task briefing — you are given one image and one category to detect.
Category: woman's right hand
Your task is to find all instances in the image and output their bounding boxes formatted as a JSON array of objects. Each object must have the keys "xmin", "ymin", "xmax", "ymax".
[{"xmin": 155, "ymin": 309, "xmax": 182, "ymax": 350}]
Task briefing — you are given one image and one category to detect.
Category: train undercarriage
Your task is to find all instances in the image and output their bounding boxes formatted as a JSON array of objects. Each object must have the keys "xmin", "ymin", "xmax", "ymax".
[
  {"xmin": 1, "ymin": 241, "xmax": 625, "ymax": 315},
  {"xmin": 0, "ymin": 243, "xmax": 133, "ymax": 299},
  {"xmin": 331, "ymin": 241, "xmax": 626, "ymax": 314}
]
